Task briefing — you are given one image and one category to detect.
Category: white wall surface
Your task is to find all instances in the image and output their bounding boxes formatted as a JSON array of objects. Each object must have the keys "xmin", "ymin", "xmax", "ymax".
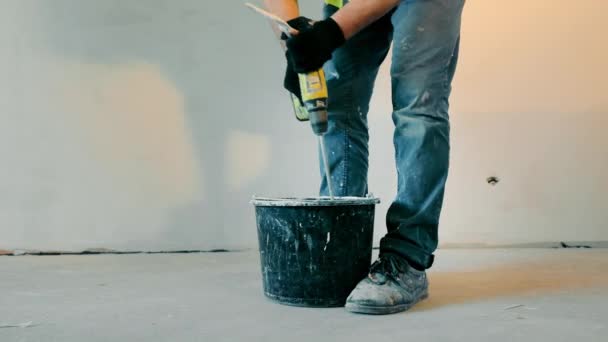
[{"xmin": 0, "ymin": 0, "xmax": 606, "ymax": 251}]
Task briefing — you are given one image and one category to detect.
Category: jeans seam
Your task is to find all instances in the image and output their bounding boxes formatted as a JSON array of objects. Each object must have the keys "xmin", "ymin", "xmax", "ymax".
[
  {"xmin": 442, "ymin": 36, "xmax": 460, "ymax": 92},
  {"xmin": 345, "ymin": 45, "xmax": 368, "ymax": 196},
  {"xmin": 442, "ymin": 53, "xmax": 450, "ymax": 91},
  {"xmin": 342, "ymin": 127, "xmax": 349, "ymax": 196},
  {"xmin": 342, "ymin": 63, "xmax": 357, "ymax": 197},
  {"xmin": 340, "ymin": 43, "xmax": 362, "ymax": 197}
]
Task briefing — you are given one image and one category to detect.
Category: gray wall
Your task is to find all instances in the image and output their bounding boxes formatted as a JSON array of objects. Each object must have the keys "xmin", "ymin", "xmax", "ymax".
[{"xmin": 1, "ymin": 0, "xmax": 606, "ymax": 251}]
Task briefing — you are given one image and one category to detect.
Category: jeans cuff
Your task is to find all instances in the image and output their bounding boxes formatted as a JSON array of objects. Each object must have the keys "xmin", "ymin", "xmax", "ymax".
[{"xmin": 379, "ymin": 237, "xmax": 435, "ymax": 270}]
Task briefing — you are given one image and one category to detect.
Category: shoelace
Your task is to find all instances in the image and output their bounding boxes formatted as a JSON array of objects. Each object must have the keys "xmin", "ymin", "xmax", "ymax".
[{"xmin": 370, "ymin": 254, "xmax": 408, "ymax": 279}]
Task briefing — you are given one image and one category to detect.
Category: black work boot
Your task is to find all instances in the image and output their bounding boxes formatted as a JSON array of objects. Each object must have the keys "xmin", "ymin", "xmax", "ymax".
[{"xmin": 345, "ymin": 254, "xmax": 429, "ymax": 315}]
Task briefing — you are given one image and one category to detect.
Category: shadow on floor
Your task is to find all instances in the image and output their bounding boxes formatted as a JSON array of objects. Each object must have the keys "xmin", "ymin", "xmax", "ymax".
[{"xmin": 414, "ymin": 252, "xmax": 608, "ymax": 311}]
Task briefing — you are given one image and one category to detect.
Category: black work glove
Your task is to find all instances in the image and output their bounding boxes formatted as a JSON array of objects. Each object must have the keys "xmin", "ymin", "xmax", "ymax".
[
  {"xmin": 286, "ymin": 17, "xmax": 345, "ymax": 73},
  {"xmin": 282, "ymin": 16, "xmax": 314, "ymax": 40},
  {"xmin": 283, "ymin": 17, "xmax": 314, "ymax": 104}
]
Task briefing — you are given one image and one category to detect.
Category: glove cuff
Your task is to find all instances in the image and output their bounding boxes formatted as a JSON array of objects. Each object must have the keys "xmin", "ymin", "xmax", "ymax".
[
  {"xmin": 287, "ymin": 16, "xmax": 315, "ymax": 31},
  {"xmin": 319, "ymin": 17, "xmax": 346, "ymax": 50}
]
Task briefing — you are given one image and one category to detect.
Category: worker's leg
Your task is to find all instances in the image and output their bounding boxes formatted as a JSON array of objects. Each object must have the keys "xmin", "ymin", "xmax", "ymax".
[
  {"xmin": 380, "ymin": 0, "xmax": 464, "ymax": 270},
  {"xmin": 320, "ymin": 2, "xmax": 393, "ymax": 197}
]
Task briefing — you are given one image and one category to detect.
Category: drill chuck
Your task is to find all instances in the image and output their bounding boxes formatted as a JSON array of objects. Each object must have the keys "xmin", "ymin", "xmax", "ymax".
[{"xmin": 309, "ymin": 110, "xmax": 328, "ymax": 136}]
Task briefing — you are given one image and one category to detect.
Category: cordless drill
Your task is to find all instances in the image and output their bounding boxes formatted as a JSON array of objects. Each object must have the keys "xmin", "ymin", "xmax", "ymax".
[
  {"xmin": 245, "ymin": 3, "xmax": 335, "ymax": 198},
  {"xmin": 298, "ymin": 68, "xmax": 335, "ymax": 199}
]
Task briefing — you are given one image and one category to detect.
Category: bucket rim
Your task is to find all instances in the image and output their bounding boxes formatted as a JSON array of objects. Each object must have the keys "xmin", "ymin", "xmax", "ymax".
[{"xmin": 251, "ymin": 196, "xmax": 380, "ymax": 207}]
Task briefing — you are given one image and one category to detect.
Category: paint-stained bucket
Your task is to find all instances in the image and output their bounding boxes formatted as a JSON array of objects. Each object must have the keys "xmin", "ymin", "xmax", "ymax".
[{"xmin": 251, "ymin": 196, "xmax": 380, "ymax": 307}]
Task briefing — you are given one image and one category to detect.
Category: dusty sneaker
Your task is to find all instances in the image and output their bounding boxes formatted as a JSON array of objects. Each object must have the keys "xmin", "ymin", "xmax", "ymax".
[{"xmin": 345, "ymin": 254, "xmax": 429, "ymax": 315}]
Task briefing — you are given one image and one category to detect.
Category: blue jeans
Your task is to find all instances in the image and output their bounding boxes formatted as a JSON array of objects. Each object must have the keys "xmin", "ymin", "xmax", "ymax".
[{"xmin": 320, "ymin": 0, "xmax": 464, "ymax": 269}]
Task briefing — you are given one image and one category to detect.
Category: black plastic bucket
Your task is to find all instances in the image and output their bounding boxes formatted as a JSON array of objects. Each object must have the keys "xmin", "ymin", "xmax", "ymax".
[{"xmin": 251, "ymin": 196, "xmax": 380, "ymax": 307}]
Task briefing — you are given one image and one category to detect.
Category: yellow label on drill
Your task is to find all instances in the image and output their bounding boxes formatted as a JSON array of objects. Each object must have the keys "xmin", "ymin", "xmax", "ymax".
[
  {"xmin": 324, "ymin": 0, "xmax": 344, "ymax": 8},
  {"xmin": 299, "ymin": 69, "xmax": 328, "ymax": 103}
]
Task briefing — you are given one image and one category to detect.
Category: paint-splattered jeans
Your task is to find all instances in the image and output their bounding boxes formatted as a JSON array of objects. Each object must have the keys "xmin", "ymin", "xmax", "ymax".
[{"xmin": 320, "ymin": 0, "xmax": 464, "ymax": 270}]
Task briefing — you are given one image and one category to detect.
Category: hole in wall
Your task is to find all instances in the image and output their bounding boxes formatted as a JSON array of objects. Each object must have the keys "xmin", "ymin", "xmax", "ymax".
[{"xmin": 487, "ymin": 176, "xmax": 500, "ymax": 186}]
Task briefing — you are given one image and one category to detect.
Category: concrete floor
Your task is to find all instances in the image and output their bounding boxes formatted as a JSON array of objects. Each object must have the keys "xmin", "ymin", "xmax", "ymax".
[{"xmin": 1, "ymin": 249, "xmax": 607, "ymax": 342}]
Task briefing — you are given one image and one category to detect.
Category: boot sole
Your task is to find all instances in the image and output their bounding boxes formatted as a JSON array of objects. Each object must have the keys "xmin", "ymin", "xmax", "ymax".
[{"xmin": 344, "ymin": 292, "xmax": 429, "ymax": 315}]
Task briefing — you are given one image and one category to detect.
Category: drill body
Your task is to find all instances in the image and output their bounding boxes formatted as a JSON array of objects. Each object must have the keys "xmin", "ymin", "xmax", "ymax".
[{"xmin": 298, "ymin": 69, "xmax": 329, "ymax": 136}]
